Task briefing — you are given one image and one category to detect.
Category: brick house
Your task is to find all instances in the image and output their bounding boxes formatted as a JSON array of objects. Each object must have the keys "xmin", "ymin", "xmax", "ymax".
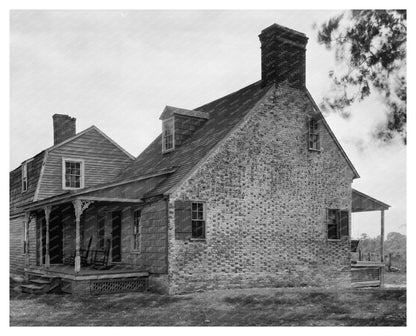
[{"xmin": 10, "ymin": 23, "xmax": 389, "ymax": 294}]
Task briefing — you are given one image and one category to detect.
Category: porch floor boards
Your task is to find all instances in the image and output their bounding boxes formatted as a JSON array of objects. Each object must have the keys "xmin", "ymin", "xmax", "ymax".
[{"xmin": 26, "ymin": 264, "xmax": 149, "ymax": 281}]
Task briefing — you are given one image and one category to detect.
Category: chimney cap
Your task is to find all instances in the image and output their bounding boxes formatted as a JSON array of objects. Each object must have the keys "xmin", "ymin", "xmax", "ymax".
[
  {"xmin": 53, "ymin": 113, "xmax": 76, "ymax": 120},
  {"xmin": 260, "ymin": 23, "xmax": 307, "ymax": 37},
  {"xmin": 259, "ymin": 23, "xmax": 308, "ymax": 48}
]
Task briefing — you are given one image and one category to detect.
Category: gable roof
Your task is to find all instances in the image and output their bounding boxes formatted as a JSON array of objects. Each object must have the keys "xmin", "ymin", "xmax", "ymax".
[
  {"xmin": 116, "ymin": 81, "xmax": 274, "ymax": 195},
  {"xmin": 10, "ymin": 125, "xmax": 134, "ymax": 215},
  {"xmin": 112, "ymin": 79, "xmax": 360, "ymax": 198}
]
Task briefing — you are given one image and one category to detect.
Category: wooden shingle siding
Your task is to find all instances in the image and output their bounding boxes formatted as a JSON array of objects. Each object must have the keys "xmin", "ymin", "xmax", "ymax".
[{"xmin": 37, "ymin": 129, "xmax": 133, "ymax": 200}]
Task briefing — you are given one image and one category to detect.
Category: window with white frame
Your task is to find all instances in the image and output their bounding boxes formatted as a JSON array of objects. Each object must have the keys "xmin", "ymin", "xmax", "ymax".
[
  {"xmin": 62, "ymin": 158, "xmax": 84, "ymax": 189},
  {"xmin": 133, "ymin": 209, "xmax": 142, "ymax": 251},
  {"xmin": 191, "ymin": 202, "xmax": 205, "ymax": 239},
  {"xmin": 308, "ymin": 118, "xmax": 320, "ymax": 151},
  {"xmin": 21, "ymin": 162, "xmax": 28, "ymax": 192},
  {"xmin": 162, "ymin": 118, "xmax": 175, "ymax": 152}
]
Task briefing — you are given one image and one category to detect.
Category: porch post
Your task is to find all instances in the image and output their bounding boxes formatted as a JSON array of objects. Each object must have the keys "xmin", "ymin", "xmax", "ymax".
[
  {"xmin": 380, "ymin": 210, "xmax": 385, "ymax": 286},
  {"xmin": 380, "ymin": 210, "xmax": 385, "ymax": 263},
  {"xmin": 23, "ymin": 211, "xmax": 30, "ymax": 270},
  {"xmin": 73, "ymin": 199, "xmax": 82, "ymax": 273},
  {"xmin": 72, "ymin": 199, "xmax": 94, "ymax": 273},
  {"xmin": 44, "ymin": 206, "xmax": 51, "ymax": 269},
  {"xmin": 39, "ymin": 215, "xmax": 43, "ymax": 266}
]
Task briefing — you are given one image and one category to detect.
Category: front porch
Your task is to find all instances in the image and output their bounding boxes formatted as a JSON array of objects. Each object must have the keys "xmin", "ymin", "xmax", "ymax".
[
  {"xmin": 21, "ymin": 192, "xmax": 151, "ymax": 294},
  {"xmin": 23, "ymin": 193, "xmax": 144, "ymax": 269},
  {"xmin": 25, "ymin": 265, "xmax": 149, "ymax": 295},
  {"xmin": 24, "ymin": 264, "xmax": 149, "ymax": 294},
  {"xmin": 25, "ymin": 264, "xmax": 149, "ymax": 280}
]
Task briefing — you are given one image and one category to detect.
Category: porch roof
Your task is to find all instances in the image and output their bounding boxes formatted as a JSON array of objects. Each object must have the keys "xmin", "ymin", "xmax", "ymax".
[
  {"xmin": 352, "ymin": 189, "xmax": 390, "ymax": 212},
  {"xmin": 18, "ymin": 169, "xmax": 176, "ymax": 212},
  {"xmin": 21, "ymin": 194, "xmax": 143, "ymax": 211}
]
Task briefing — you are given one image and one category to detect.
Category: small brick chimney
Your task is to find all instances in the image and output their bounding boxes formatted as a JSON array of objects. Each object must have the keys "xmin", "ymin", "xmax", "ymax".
[
  {"xmin": 259, "ymin": 23, "xmax": 308, "ymax": 88},
  {"xmin": 53, "ymin": 114, "xmax": 76, "ymax": 145}
]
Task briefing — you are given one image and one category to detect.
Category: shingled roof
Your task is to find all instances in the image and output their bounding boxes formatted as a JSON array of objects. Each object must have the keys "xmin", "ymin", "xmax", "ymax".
[
  {"xmin": 116, "ymin": 80, "xmax": 274, "ymax": 196},
  {"xmin": 108, "ymin": 74, "xmax": 360, "ymax": 199}
]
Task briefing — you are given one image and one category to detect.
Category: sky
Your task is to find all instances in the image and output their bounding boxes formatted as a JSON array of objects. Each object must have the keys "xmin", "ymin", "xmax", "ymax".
[{"xmin": 9, "ymin": 10, "xmax": 406, "ymax": 238}]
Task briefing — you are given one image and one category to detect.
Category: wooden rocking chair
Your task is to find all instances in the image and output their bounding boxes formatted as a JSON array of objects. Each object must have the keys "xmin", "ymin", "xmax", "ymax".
[
  {"xmin": 63, "ymin": 236, "xmax": 92, "ymax": 266},
  {"xmin": 91, "ymin": 239, "xmax": 111, "ymax": 270}
]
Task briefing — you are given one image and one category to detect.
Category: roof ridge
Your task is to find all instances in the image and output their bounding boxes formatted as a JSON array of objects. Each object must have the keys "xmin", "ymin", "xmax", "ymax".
[
  {"xmin": 195, "ymin": 80, "xmax": 263, "ymax": 110},
  {"xmin": 11, "ymin": 125, "xmax": 134, "ymax": 172}
]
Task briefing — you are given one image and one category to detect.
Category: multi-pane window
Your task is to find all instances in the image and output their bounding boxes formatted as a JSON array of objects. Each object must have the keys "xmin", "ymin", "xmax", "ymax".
[
  {"xmin": 308, "ymin": 118, "xmax": 320, "ymax": 150},
  {"xmin": 21, "ymin": 162, "xmax": 28, "ymax": 192},
  {"xmin": 133, "ymin": 210, "xmax": 142, "ymax": 251},
  {"xmin": 191, "ymin": 202, "xmax": 205, "ymax": 239},
  {"xmin": 63, "ymin": 159, "xmax": 83, "ymax": 189},
  {"xmin": 326, "ymin": 209, "xmax": 349, "ymax": 240},
  {"xmin": 327, "ymin": 209, "xmax": 340, "ymax": 240},
  {"xmin": 162, "ymin": 118, "xmax": 174, "ymax": 152},
  {"xmin": 97, "ymin": 213, "xmax": 105, "ymax": 249}
]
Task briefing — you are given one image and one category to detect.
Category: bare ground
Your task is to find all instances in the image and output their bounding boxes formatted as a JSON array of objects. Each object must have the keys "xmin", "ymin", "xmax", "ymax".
[{"xmin": 10, "ymin": 284, "xmax": 406, "ymax": 326}]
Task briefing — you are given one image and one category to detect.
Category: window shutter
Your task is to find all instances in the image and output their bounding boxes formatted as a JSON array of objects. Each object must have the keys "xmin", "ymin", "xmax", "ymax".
[
  {"xmin": 308, "ymin": 119, "xmax": 312, "ymax": 149},
  {"xmin": 340, "ymin": 210, "xmax": 349, "ymax": 237},
  {"xmin": 175, "ymin": 200, "xmax": 192, "ymax": 240}
]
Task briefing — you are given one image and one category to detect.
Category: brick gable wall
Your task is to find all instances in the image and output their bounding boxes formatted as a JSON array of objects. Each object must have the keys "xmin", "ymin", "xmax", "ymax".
[{"xmin": 167, "ymin": 84, "xmax": 354, "ymax": 294}]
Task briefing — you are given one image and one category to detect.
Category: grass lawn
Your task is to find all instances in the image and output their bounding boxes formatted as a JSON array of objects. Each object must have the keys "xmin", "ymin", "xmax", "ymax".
[
  {"xmin": 384, "ymin": 272, "xmax": 406, "ymax": 286},
  {"xmin": 10, "ymin": 285, "xmax": 406, "ymax": 326}
]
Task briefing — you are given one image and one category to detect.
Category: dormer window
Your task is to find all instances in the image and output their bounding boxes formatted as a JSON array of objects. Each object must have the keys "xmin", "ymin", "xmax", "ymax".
[
  {"xmin": 162, "ymin": 118, "xmax": 175, "ymax": 152},
  {"xmin": 308, "ymin": 118, "xmax": 320, "ymax": 151},
  {"xmin": 62, "ymin": 158, "xmax": 84, "ymax": 190},
  {"xmin": 21, "ymin": 162, "xmax": 28, "ymax": 192}
]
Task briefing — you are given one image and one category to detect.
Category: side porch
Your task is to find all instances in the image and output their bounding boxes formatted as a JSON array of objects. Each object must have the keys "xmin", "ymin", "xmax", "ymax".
[{"xmin": 351, "ymin": 189, "xmax": 390, "ymax": 288}]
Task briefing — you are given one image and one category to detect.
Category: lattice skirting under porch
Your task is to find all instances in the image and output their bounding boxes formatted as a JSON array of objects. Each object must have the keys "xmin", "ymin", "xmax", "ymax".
[{"xmin": 90, "ymin": 277, "xmax": 148, "ymax": 294}]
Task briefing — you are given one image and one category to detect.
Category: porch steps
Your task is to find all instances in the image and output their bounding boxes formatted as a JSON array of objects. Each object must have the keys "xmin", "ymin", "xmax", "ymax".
[{"xmin": 21, "ymin": 276, "xmax": 62, "ymax": 294}]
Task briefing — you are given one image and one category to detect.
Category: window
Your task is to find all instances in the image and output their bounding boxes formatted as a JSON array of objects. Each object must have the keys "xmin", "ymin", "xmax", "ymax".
[
  {"xmin": 62, "ymin": 158, "xmax": 84, "ymax": 189},
  {"xmin": 191, "ymin": 202, "xmax": 205, "ymax": 239},
  {"xmin": 21, "ymin": 162, "xmax": 28, "ymax": 192},
  {"xmin": 97, "ymin": 213, "xmax": 105, "ymax": 249},
  {"xmin": 133, "ymin": 210, "xmax": 142, "ymax": 251},
  {"xmin": 327, "ymin": 209, "xmax": 340, "ymax": 240},
  {"xmin": 327, "ymin": 209, "xmax": 349, "ymax": 240},
  {"xmin": 308, "ymin": 118, "xmax": 320, "ymax": 151},
  {"xmin": 162, "ymin": 118, "xmax": 175, "ymax": 152}
]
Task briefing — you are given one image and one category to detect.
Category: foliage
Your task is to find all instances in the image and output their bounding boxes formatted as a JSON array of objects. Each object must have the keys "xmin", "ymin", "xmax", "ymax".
[
  {"xmin": 315, "ymin": 10, "xmax": 406, "ymax": 144},
  {"xmin": 358, "ymin": 232, "xmax": 406, "ymax": 271}
]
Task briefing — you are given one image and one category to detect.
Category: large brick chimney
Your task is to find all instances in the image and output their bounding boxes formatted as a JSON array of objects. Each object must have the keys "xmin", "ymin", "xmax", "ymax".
[
  {"xmin": 53, "ymin": 114, "xmax": 76, "ymax": 145},
  {"xmin": 259, "ymin": 23, "xmax": 308, "ymax": 88}
]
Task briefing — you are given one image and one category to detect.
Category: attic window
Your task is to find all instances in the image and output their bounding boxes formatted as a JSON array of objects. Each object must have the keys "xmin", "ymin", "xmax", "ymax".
[
  {"xmin": 308, "ymin": 118, "xmax": 320, "ymax": 151},
  {"xmin": 21, "ymin": 162, "xmax": 28, "ymax": 192},
  {"xmin": 62, "ymin": 158, "xmax": 84, "ymax": 190},
  {"xmin": 162, "ymin": 118, "xmax": 175, "ymax": 152}
]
